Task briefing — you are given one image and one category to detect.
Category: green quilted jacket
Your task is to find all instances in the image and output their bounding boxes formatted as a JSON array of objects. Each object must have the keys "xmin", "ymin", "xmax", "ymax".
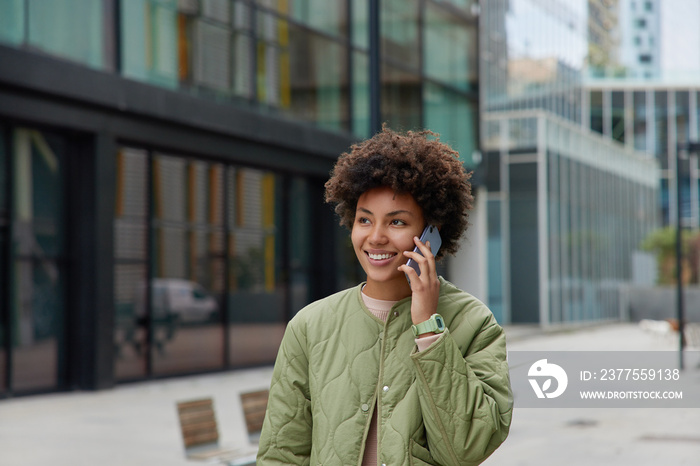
[{"xmin": 257, "ymin": 277, "xmax": 513, "ymax": 465}]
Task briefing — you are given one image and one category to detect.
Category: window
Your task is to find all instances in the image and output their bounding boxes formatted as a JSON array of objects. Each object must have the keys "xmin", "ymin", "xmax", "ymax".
[
  {"xmin": 0, "ymin": 0, "xmax": 108, "ymax": 69},
  {"xmin": 2, "ymin": 128, "xmax": 68, "ymax": 393},
  {"xmin": 113, "ymin": 146, "xmax": 328, "ymax": 379}
]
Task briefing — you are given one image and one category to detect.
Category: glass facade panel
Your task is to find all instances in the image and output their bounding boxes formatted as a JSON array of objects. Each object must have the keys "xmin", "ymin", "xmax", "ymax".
[
  {"xmin": 440, "ymin": 0, "xmax": 478, "ymax": 13},
  {"xmin": 611, "ymin": 91, "xmax": 625, "ymax": 143},
  {"xmin": 0, "ymin": 0, "xmax": 108, "ymax": 68},
  {"xmin": 654, "ymin": 90, "xmax": 668, "ymax": 158},
  {"xmin": 633, "ymin": 91, "xmax": 647, "ymax": 152},
  {"xmin": 424, "ymin": 4, "xmax": 476, "ymax": 92},
  {"xmin": 487, "ymin": 198, "xmax": 504, "ymax": 324},
  {"xmin": 151, "ymin": 155, "xmax": 225, "ymax": 375},
  {"xmin": 114, "ymin": 148, "xmax": 149, "ymax": 381},
  {"xmin": 352, "ymin": 51, "xmax": 370, "ymax": 138},
  {"xmin": 590, "ymin": 90, "xmax": 603, "ymax": 134},
  {"xmin": 287, "ymin": 0, "xmax": 348, "ymax": 38},
  {"xmin": 488, "ymin": 113, "xmax": 659, "ymax": 325},
  {"xmin": 424, "ymin": 82, "xmax": 477, "ymax": 167},
  {"xmin": 482, "ymin": 0, "xmax": 587, "ymax": 114},
  {"xmin": 675, "ymin": 91, "xmax": 690, "ymax": 145},
  {"xmin": 289, "ymin": 177, "xmax": 311, "ymax": 314},
  {"xmin": 509, "ymin": 161, "xmax": 539, "ymax": 323},
  {"xmin": 0, "ymin": 127, "xmax": 7, "ymax": 392},
  {"xmin": 542, "ymin": 119, "xmax": 658, "ymax": 325},
  {"xmin": 382, "ymin": 64, "xmax": 421, "ymax": 131},
  {"xmin": 287, "ymin": 23, "xmax": 349, "ymax": 131},
  {"xmin": 121, "ymin": 0, "xmax": 179, "ymax": 89},
  {"xmin": 112, "ymin": 146, "xmax": 322, "ymax": 378},
  {"xmin": 118, "ymin": 0, "xmax": 355, "ymax": 130},
  {"xmin": 381, "ymin": 0, "xmax": 419, "ymax": 71},
  {"xmin": 27, "ymin": 0, "xmax": 106, "ymax": 69},
  {"xmin": 233, "ymin": 0, "xmax": 255, "ymax": 99},
  {"xmin": 227, "ymin": 167, "xmax": 285, "ymax": 366},
  {"xmin": 0, "ymin": 0, "xmax": 24, "ymax": 46},
  {"xmin": 351, "ymin": 0, "xmax": 368, "ymax": 49},
  {"xmin": 11, "ymin": 129, "xmax": 66, "ymax": 392}
]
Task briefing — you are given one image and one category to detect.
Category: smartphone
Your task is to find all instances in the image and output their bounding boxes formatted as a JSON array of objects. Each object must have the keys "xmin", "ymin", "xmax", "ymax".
[{"xmin": 406, "ymin": 224, "xmax": 442, "ymax": 278}]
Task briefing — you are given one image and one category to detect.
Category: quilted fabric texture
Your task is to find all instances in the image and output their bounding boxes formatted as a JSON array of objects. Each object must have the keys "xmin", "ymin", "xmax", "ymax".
[{"xmin": 257, "ymin": 277, "xmax": 513, "ymax": 465}]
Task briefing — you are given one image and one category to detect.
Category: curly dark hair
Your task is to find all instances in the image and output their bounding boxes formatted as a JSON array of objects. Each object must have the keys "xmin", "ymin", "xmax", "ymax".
[{"xmin": 324, "ymin": 125, "xmax": 473, "ymax": 259}]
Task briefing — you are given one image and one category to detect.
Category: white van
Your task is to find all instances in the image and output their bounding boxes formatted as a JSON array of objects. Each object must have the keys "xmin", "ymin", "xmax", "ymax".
[{"xmin": 151, "ymin": 278, "xmax": 219, "ymax": 324}]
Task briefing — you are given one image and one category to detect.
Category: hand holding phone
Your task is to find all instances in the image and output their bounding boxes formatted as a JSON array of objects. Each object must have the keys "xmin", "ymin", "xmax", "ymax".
[{"xmin": 406, "ymin": 225, "xmax": 442, "ymax": 278}]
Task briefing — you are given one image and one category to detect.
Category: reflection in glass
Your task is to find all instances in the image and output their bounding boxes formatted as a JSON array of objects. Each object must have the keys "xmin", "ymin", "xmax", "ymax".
[
  {"xmin": 151, "ymin": 155, "xmax": 225, "ymax": 375},
  {"xmin": 487, "ymin": 198, "xmax": 504, "ymax": 324},
  {"xmin": 227, "ymin": 167, "xmax": 285, "ymax": 366},
  {"xmin": 121, "ymin": 0, "xmax": 179, "ymax": 89},
  {"xmin": 114, "ymin": 148, "xmax": 149, "ymax": 380},
  {"xmin": 0, "ymin": 0, "xmax": 24, "ymax": 46},
  {"xmin": 0, "ymin": 0, "xmax": 106, "ymax": 68},
  {"xmin": 0, "ymin": 128, "xmax": 7, "ymax": 391},
  {"xmin": 381, "ymin": 0, "xmax": 419, "ymax": 71},
  {"xmin": 654, "ymin": 91, "xmax": 669, "ymax": 171},
  {"xmin": 424, "ymin": 4, "xmax": 476, "ymax": 92},
  {"xmin": 352, "ymin": 0, "xmax": 369, "ymax": 49},
  {"xmin": 424, "ymin": 83, "xmax": 477, "ymax": 168},
  {"xmin": 287, "ymin": 22, "xmax": 349, "ymax": 131},
  {"xmin": 352, "ymin": 51, "xmax": 370, "ymax": 138},
  {"xmin": 611, "ymin": 91, "xmax": 625, "ymax": 143},
  {"xmin": 287, "ymin": 0, "xmax": 348, "ymax": 38},
  {"xmin": 633, "ymin": 91, "xmax": 647, "ymax": 152},
  {"xmin": 11, "ymin": 129, "xmax": 65, "ymax": 392},
  {"xmin": 590, "ymin": 90, "xmax": 603, "ymax": 134},
  {"xmin": 482, "ymin": 0, "xmax": 587, "ymax": 115},
  {"xmin": 289, "ymin": 178, "xmax": 311, "ymax": 314},
  {"xmin": 382, "ymin": 64, "xmax": 421, "ymax": 131}
]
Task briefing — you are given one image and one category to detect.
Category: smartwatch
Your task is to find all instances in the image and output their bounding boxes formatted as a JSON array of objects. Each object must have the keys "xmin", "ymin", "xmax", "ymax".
[{"xmin": 411, "ymin": 313, "xmax": 446, "ymax": 337}]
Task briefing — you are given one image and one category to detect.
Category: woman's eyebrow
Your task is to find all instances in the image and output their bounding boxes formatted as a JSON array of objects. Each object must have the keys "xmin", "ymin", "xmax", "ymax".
[
  {"xmin": 356, "ymin": 207, "xmax": 415, "ymax": 217},
  {"xmin": 387, "ymin": 210, "xmax": 414, "ymax": 217}
]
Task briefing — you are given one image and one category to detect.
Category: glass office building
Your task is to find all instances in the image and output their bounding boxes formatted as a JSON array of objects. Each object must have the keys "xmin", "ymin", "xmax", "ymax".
[
  {"xmin": 482, "ymin": 111, "xmax": 658, "ymax": 324},
  {"xmin": 480, "ymin": 0, "xmax": 661, "ymax": 325},
  {"xmin": 583, "ymin": 84, "xmax": 700, "ymax": 229},
  {"xmin": 0, "ymin": 0, "xmax": 479, "ymax": 395}
]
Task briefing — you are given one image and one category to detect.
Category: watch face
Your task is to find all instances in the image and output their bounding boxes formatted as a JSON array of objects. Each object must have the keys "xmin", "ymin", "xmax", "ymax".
[{"xmin": 435, "ymin": 314, "xmax": 445, "ymax": 332}]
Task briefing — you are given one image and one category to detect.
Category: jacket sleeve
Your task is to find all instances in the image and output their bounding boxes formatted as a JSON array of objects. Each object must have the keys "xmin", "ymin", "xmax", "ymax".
[
  {"xmin": 257, "ymin": 317, "xmax": 312, "ymax": 465},
  {"xmin": 410, "ymin": 310, "xmax": 513, "ymax": 466}
]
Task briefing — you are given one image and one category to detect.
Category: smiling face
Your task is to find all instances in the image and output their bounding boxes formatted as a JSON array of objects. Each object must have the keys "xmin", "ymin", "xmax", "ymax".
[{"xmin": 351, "ymin": 186, "xmax": 425, "ymax": 300}]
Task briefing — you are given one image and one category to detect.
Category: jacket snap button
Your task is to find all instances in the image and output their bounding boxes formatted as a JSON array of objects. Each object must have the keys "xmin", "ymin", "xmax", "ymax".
[
  {"xmin": 393, "ymin": 311, "xmax": 398, "ymax": 317},
  {"xmin": 361, "ymin": 403, "xmax": 369, "ymax": 412},
  {"xmin": 383, "ymin": 385, "xmax": 389, "ymax": 392}
]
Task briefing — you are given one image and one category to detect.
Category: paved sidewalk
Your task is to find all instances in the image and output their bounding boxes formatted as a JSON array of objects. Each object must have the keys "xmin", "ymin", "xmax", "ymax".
[
  {"xmin": 0, "ymin": 322, "xmax": 697, "ymax": 465},
  {"xmin": 489, "ymin": 323, "xmax": 700, "ymax": 466}
]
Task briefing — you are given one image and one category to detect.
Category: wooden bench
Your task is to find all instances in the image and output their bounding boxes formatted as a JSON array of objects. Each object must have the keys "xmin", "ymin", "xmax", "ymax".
[
  {"xmin": 240, "ymin": 389, "xmax": 269, "ymax": 443},
  {"xmin": 176, "ymin": 390, "xmax": 269, "ymax": 464}
]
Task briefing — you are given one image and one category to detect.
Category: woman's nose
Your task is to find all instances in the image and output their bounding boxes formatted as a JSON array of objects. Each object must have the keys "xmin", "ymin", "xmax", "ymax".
[{"xmin": 368, "ymin": 225, "xmax": 388, "ymax": 244}]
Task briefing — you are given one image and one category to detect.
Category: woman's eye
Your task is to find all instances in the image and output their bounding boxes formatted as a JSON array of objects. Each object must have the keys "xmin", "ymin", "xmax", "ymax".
[
  {"xmin": 391, "ymin": 219, "xmax": 406, "ymax": 226},
  {"xmin": 358, "ymin": 217, "xmax": 370, "ymax": 224}
]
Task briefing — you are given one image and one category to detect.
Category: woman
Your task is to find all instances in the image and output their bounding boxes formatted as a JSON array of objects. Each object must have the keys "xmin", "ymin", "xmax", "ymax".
[{"xmin": 257, "ymin": 126, "xmax": 512, "ymax": 465}]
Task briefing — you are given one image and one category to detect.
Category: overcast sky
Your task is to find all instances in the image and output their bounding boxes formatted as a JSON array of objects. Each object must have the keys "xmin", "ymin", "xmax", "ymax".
[{"xmin": 660, "ymin": 0, "xmax": 700, "ymax": 74}]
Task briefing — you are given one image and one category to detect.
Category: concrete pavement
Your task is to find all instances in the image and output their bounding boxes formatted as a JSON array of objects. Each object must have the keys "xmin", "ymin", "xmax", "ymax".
[{"xmin": 0, "ymin": 322, "xmax": 698, "ymax": 465}]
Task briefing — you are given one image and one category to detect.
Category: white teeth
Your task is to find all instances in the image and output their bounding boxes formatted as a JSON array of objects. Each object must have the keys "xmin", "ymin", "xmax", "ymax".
[{"xmin": 368, "ymin": 253, "xmax": 395, "ymax": 260}]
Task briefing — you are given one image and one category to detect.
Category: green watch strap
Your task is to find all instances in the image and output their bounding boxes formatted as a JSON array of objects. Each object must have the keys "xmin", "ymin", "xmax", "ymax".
[{"xmin": 411, "ymin": 313, "xmax": 445, "ymax": 336}]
